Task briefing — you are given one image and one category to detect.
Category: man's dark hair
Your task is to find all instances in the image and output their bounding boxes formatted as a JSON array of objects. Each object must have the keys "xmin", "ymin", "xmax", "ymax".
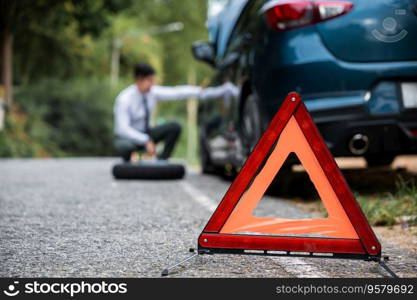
[{"xmin": 134, "ymin": 63, "xmax": 156, "ymax": 79}]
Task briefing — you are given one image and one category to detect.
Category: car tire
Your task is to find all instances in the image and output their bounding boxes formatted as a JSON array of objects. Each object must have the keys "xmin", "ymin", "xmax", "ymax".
[
  {"xmin": 240, "ymin": 94, "xmax": 263, "ymax": 157},
  {"xmin": 365, "ymin": 154, "xmax": 396, "ymax": 167},
  {"xmin": 112, "ymin": 161, "xmax": 185, "ymax": 180}
]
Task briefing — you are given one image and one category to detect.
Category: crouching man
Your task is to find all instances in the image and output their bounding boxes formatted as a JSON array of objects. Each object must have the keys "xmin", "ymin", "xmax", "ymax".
[{"xmin": 114, "ymin": 63, "xmax": 202, "ymax": 162}]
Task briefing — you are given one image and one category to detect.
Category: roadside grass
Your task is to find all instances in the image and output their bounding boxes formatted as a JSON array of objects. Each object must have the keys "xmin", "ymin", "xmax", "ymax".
[
  {"xmin": 294, "ymin": 176, "xmax": 417, "ymax": 228},
  {"xmin": 356, "ymin": 177, "xmax": 417, "ymax": 226}
]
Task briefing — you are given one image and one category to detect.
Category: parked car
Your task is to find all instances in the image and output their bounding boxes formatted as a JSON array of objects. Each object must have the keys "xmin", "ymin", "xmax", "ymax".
[{"xmin": 194, "ymin": 0, "xmax": 417, "ymax": 174}]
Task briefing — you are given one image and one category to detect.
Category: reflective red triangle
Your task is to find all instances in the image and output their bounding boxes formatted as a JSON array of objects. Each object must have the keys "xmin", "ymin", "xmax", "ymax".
[{"xmin": 198, "ymin": 92, "xmax": 381, "ymax": 256}]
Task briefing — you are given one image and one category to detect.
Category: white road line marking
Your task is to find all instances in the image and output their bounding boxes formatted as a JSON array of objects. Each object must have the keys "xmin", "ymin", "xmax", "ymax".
[
  {"xmin": 181, "ymin": 180, "xmax": 327, "ymax": 278},
  {"xmin": 271, "ymin": 257, "xmax": 326, "ymax": 278},
  {"xmin": 180, "ymin": 181, "xmax": 218, "ymax": 212}
]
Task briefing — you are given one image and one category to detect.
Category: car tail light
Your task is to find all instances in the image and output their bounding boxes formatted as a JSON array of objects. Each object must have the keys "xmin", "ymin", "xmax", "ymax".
[{"xmin": 262, "ymin": 1, "xmax": 353, "ymax": 31}]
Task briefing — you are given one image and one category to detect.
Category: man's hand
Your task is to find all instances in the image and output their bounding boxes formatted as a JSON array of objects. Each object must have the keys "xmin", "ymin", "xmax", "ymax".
[{"xmin": 145, "ymin": 140, "xmax": 156, "ymax": 156}]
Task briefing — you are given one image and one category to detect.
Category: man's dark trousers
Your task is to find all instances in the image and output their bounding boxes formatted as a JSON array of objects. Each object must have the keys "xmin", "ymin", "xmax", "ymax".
[{"xmin": 115, "ymin": 121, "xmax": 181, "ymax": 161}]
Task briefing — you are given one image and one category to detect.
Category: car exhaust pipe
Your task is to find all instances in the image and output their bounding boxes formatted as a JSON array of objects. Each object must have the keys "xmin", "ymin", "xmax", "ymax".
[{"xmin": 348, "ymin": 134, "xmax": 369, "ymax": 155}]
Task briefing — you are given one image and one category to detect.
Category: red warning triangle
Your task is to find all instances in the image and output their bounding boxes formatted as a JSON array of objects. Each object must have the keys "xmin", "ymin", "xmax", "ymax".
[{"xmin": 198, "ymin": 92, "xmax": 381, "ymax": 257}]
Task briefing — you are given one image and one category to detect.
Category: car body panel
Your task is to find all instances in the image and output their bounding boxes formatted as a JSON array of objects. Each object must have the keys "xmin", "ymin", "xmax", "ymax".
[
  {"xmin": 198, "ymin": 0, "xmax": 417, "ymax": 169},
  {"xmin": 316, "ymin": 0, "xmax": 417, "ymax": 62}
]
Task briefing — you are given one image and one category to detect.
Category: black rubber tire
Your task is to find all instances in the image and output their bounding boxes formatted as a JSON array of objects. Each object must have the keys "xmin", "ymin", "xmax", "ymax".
[
  {"xmin": 240, "ymin": 93, "xmax": 262, "ymax": 157},
  {"xmin": 112, "ymin": 161, "xmax": 185, "ymax": 180},
  {"xmin": 365, "ymin": 154, "xmax": 396, "ymax": 167}
]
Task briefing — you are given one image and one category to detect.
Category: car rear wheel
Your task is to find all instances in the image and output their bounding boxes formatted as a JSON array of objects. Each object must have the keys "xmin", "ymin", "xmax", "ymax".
[
  {"xmin": 365, "ymin": 154, "xmax": 396, "ymax": 167},
  {"xmin": 240, "ymin": 94, "xmax": 262, "ymax": 157}
]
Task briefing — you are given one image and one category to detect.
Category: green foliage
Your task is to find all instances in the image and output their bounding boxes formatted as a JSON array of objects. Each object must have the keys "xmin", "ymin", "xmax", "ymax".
[
  {"xmin": 1, "ymin": 79, "xmax": 199, "ymax": 160},
  {"xmin": 1, "ymin": 0, "xmax": 213, "ymax": 159},
  {"xmin": 2, "ymin": 0, "xmax": 131, "ymax": 84},
  {"xmin": 6, "ymin": 0, "xmax": 212, "ymax": 85},
  {"xmin": 4, "ymin": 79, "xmax": 118, "ymax": 157},
  {"xmin": 357, "ymin": 178, "xmax": 417, "ymax": 226},
  {"xmin": 0, "ymin": 106, "xmax": 39, "ymax": 157}
]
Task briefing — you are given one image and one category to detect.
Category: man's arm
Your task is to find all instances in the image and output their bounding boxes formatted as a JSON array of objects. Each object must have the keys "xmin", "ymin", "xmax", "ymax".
[
  {"xmin": 198, "ymin": 82, "xmax": 239, "ymax": 101},
  {"xmin": 114, "ymin": 97, "xmax": 150, "ymax": 145},
  {"xmin": 152, "ymin": 85, "xmax": 202, "ymax": 101}
]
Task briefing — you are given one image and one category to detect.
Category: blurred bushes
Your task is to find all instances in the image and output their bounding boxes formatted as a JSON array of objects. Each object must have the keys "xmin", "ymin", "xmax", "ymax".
[
  {"xmin": 1, "ymin": 0, "xmax": 211, "ymax": 159},
  {"xmin": 0, "ymin": 79, "xmax": 197, "ymax": 159},
  {"xmin": 0, "ymin": 79, "xmax": 118, "ymax": 157},
  {"xmin": 0, "ymin": 105, "xmax": 42, "ymax": 157}
]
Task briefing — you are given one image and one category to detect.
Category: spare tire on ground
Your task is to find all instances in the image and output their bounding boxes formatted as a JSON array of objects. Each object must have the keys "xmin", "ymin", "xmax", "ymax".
[{"xmin": 112, "ymin": 161, "xmax": 186, "ymax": 180}]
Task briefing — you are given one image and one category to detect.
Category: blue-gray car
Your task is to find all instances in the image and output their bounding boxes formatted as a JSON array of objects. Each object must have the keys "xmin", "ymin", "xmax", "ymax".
[{"xmin": 193, "ymin": 0, "xmax": 417, "ymax": 174}]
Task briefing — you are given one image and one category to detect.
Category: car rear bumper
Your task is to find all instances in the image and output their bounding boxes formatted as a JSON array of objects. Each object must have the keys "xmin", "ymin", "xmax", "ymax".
[
  {"xmin": 313, "ymin": 106, "xmax": 417, "ymax": 157},
  {"xmin": 300, "ymin": 79, "xmax": 417, "ymax": 157}
]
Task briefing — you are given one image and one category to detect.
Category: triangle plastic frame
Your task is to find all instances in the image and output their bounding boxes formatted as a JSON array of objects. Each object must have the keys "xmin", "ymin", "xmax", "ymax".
[{"xmin": 198, "ymin": 92, "xmax": 381, "ymax": 258}]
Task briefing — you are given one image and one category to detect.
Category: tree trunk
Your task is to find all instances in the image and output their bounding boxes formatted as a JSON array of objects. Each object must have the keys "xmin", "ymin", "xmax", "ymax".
[
  {"xmin": 1, "ymin": 31, "xmax": 13, "ymax": 130},
  {"xmin": 110, "ymin": 38, "xmax": 122, "ymax": 87},
  {"xmin": 186, "ymin": 69, "xmax": 197, "ymax": 164},
  {"xmin": 1, "ymin": 31, "xmax": 13, "ymax": 104}
]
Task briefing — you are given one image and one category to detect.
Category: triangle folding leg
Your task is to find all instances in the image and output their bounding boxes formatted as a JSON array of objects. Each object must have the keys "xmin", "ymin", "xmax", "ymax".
[{"xmin": 198, "ymin": 92, "xmax": 381, "ymax": 258}]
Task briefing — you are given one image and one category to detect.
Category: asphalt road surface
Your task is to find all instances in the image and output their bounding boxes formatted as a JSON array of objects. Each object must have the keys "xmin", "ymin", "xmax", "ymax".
[{"xmin": 1, "ymin": 158, "xmax": 416, "ymax": 278}]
